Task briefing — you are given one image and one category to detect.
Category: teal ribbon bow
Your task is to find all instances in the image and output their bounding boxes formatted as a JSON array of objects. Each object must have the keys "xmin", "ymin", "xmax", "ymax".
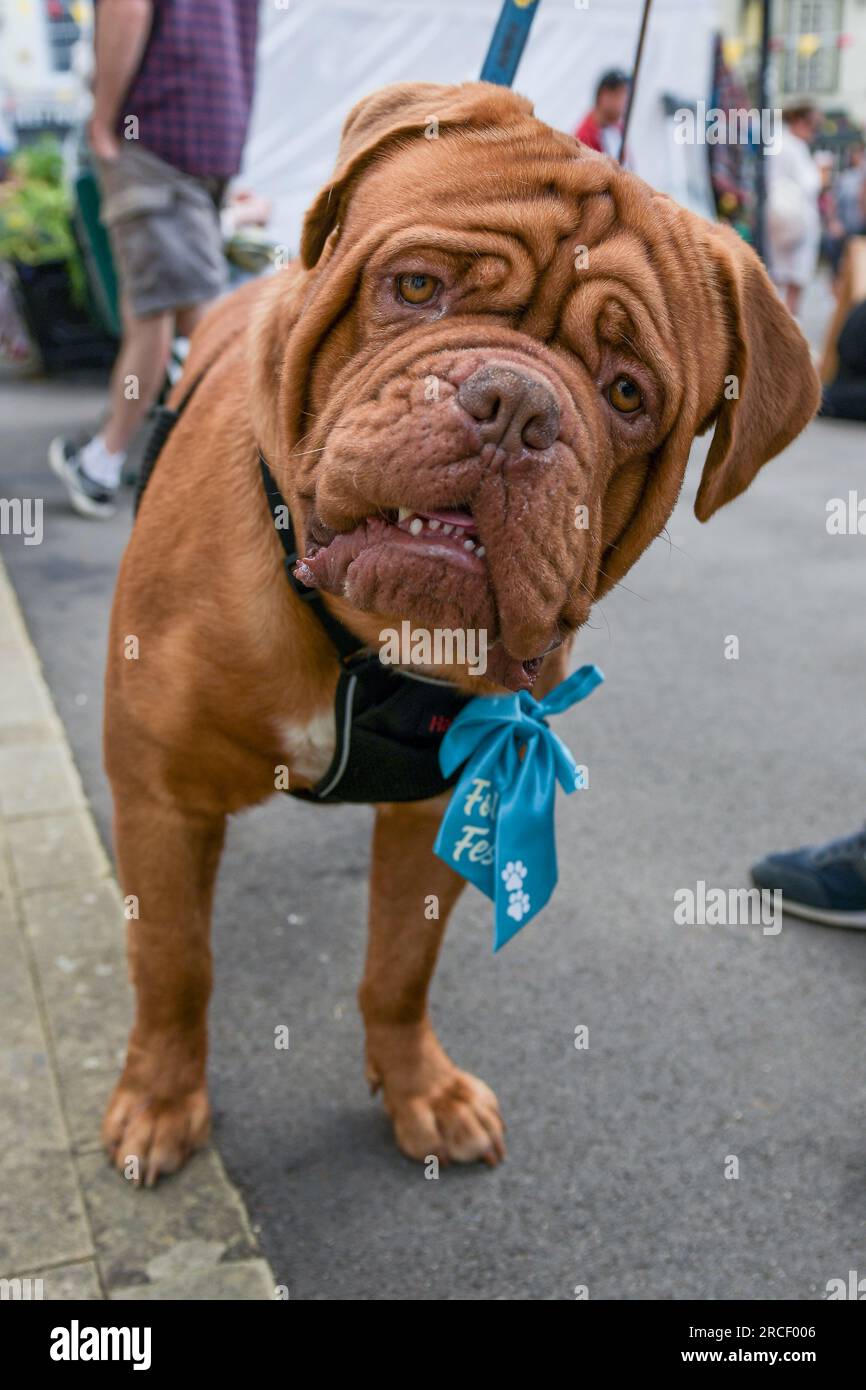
[{"xmin": 434, "ymin": 664, "xmax": 604, "ymax": 951}]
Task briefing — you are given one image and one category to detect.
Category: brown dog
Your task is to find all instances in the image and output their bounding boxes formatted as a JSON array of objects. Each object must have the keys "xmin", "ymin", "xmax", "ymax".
[{"xmin": 102, "ymin": 82, "xmax": 819, "ymax": 1184}]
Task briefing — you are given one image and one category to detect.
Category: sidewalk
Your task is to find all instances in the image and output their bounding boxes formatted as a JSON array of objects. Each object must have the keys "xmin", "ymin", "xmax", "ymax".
[{"xmin": 0, "ymin": 558, "xmax": 277, "ymax": 1301}]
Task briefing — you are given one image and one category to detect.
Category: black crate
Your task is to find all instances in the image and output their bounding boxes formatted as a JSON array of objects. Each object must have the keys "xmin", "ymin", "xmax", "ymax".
[{"xmin": 11, "ymin": 259, "xmax": 118, "ymax": 374}]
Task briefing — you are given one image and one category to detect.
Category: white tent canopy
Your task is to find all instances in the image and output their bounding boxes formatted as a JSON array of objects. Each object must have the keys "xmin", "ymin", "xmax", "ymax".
[{"xmin": 243, "ymin": 0, "xmax": 721, "ymax": 250}]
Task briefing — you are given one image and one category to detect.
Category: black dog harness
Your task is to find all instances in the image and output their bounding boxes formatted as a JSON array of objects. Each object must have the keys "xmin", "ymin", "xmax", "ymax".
[
  {"xmin": 136, "ymin": 374, "xmax": 470, "ymax": 805},
  {"xmin": 257, "ymin": 456, "xmax": 470, "ymax": 803}
]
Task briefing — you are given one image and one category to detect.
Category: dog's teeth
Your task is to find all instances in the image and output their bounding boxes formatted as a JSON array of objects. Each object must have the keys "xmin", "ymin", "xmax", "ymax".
[
  {"xmin": 427, "ymin": 519, "xmax": 441, "ymax": 530},
  {"xmin": 409, "ymin": 517, "xmax": 424, "ymax": 536},
  {"xmin": 441, "ymin": 524, "xmax": 454, "ymax": 535},
  {"xmin": 476, "ymin": 545, "xmax": 486, "ymax": 557},
  {"xmin": 463, "ymin": 538, "xmax": 476, "ymax": 551},
  {"xmin": 397, "ymin": 507, "xmax": 412, "ymax": 522}
]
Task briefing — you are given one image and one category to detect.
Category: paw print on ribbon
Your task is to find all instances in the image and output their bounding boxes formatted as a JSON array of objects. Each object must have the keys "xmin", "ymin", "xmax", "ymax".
[
  {"xmin": 507, "ymin": 889, "xmax": 531, "ymax": 923},
  {"xmin": 501, "ymin": 860, "xmax": 528, "ymax": 894}
]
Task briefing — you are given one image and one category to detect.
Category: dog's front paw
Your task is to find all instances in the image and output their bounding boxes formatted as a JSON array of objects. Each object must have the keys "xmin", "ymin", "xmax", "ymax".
[
  {"xmin": 366, "ymin": 1026, "xmax": 506, "ymax": 1167},
  {"xmin": 101, "ymin": 1081, "xmax": 211, "ymax": 1187}
]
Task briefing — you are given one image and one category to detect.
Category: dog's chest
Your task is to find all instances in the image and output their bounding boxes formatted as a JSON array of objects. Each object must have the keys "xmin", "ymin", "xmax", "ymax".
[{"xmin": 277, "ymin": 710, "xmax": 336, "ymax": 783}]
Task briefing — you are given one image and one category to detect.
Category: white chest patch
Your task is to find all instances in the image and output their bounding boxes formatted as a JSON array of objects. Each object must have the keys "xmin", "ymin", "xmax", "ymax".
[{"xmin": 277, "ymin": 710, "xmax": 336, "ymax": 783}]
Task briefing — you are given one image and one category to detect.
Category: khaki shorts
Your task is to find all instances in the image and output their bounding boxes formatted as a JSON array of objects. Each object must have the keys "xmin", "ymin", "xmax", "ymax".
[{"xmin": 97, "ymin": 143, "xmax": 227, "ymax": 319}]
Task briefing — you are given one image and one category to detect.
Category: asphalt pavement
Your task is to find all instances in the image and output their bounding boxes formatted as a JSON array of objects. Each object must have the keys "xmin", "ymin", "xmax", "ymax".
[{"xmin": 1, "ymin": 362, "xmax": 864, "ymax": 1301}]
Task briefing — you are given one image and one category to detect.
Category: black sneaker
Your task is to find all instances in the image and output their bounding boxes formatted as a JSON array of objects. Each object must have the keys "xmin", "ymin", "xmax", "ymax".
[
  {"xmin": 49, "ymin": 436, "xmax": 117, "ymax": 519},
  {"xmin": 751, "ymin": 825, "xmax": 866, "ymax": 929}
]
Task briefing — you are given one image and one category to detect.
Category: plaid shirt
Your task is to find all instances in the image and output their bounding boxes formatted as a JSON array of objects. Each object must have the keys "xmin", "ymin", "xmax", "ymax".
[{"xmin": 115, "ymin": 0, "xmax": 259, "ymax": 179}]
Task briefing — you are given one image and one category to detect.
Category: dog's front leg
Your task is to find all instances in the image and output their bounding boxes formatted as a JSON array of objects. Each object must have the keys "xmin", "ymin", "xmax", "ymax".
[
  {"xmin": 360, "ymin": 799, "xmax": 505, "ymax": 1167},
  {"xmin": 101, "ymin": 798, "xmax": 225, "ymax": 1186}
]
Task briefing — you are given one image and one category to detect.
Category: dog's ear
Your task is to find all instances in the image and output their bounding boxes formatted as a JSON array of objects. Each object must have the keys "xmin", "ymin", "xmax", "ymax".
[
  {"xmin": 300, "ymin": 81, "xmax": 534, "ymax": 268},
  {"xmin": 694, "ymin": 223, "xmax": 820, "ymax": 522}
]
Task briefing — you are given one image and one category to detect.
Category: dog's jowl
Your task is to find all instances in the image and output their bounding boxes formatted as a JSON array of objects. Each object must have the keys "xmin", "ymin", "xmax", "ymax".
[{"xmin": 102, "ymin": 82, "xmax": 819, "ymax": 1184}]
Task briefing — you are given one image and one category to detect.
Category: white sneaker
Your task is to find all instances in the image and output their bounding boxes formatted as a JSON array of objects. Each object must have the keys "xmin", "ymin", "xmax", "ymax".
[{"xmin": 49, "ymin": 436, "xmax": 117, "ymax": 519}]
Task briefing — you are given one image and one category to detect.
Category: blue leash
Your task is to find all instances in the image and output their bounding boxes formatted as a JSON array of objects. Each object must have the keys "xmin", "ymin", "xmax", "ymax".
[
  {"xmin": 437, "ymin": 0, "xmax": 613, "ymax": 950},
  {"xmin": 479, "ymin": 0, "xmax": 541, "ymax": 86},
  {"xmin": 439, "ymin": 0, "xmax": 657, "ymax": 947}
]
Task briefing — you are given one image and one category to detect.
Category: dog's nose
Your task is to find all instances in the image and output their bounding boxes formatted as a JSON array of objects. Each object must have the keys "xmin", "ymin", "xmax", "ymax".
[{"xmin": 457, "ymin": 364, "xmax": 560, "ymax": 452}]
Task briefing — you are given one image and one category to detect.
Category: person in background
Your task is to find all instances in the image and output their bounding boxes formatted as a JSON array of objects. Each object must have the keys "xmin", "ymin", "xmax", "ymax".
[
  {"xmin": 767, "ymin": 104, "xmax": 822, "ymax": 318},
  {"xmin": 818, "ymin": 151, "xmax": 847, "ymax": 276},
  {"xmin": 50, "ymin": 0, "xmax": 260, "ymax": 519},
  {"xmin": 836, "ymin": 141, "xmax": 866, "ymax": 240},
  {"xmin": 575, "ymin": 69, "xmax": 631, "ymax": 163},
  {"xmin": 752, "ymin": 828, "xmax": 866, "ymax": 930},
  {"xmin": 708, "ymin": 40, "xmax": 755, "ymax": 242}
]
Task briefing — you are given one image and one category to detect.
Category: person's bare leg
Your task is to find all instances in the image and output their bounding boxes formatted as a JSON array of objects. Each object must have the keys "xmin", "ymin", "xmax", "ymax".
[
  {"xmin": 175, "ymin": 299, "xmax": 214, "ymax": 340},
  {"xmin": 784, "ymin": 283, "xmax": 802, "ymax": 318},
  {"xmin": 102, "ymin": 294, "xmax": 173, "ymax": 455}
]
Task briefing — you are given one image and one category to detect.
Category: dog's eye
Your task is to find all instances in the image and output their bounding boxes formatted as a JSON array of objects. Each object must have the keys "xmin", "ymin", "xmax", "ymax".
[
  {"xmin": 396, "ymin": 273, "xmax": 440, "ymax": 306},
  {"xmin": 607, "ymin": 376, "xmax": 643, "ymax": 414}
]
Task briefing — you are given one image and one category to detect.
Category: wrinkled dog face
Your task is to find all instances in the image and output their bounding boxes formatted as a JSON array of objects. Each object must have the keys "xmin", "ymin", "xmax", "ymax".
[{"xmin": 262, "ymin": 84, "xmax": 819, "ymax": 691}]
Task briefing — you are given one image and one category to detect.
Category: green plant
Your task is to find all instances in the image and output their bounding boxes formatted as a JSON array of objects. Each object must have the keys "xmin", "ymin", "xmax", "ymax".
[
  {"xmin": 12, "ymin": 138, "xmax": 65, "ymax": 188},
  {"xmin": 0, "ymin": 137, "xmax": 85, "ymax": 303}
]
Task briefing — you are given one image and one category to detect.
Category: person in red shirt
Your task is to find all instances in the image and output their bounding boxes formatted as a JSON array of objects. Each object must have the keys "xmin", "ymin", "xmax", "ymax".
[{"xmin": 575, "ymin": 68, "xmax": 631, "ymax": 162}]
